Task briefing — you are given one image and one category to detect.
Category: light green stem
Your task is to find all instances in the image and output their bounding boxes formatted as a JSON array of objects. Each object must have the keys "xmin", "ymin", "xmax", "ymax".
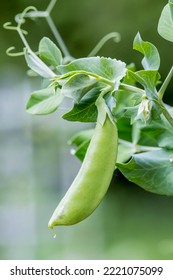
[
  {"xmin": 54, "ymin": 70, "xmax": 114, "ymax": 87},
  {"xmin": 119, "ymin": 139, "xmax": 161, "ymax": 153},
  {"xmin": 160, "ymin": 101, "xmax": 173, "ymax": 127},
  {"xmin": 120, "ymin": 83, "xmax": 145, "ymax": 95},
  {"xmin": 46, "ymin": 15, "xmax": 73, "ymax": 59},
  {"xmin": 47, "ymin": 0, "xmax": 57, "ymax": 13},
  {"xmin": 88, "ymin": 32, "xmax": 121, "ymax": 57},
  {"xmin": 158, "ymin": 66, "xmax": 173, "ymax": 100}
]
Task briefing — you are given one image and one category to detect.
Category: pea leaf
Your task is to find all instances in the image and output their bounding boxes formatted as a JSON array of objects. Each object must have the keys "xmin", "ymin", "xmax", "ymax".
[
  {"xmin": 133, "ymin": 32, "xmax": 160, "ymax": 70},
  {"xmin": 24, "ymin": 49, "xmax": 56, "ymax": 78},
  {"xmin": 158, "ymin": 2, "xmax": 173, "ymax": 42},
  {"xmin": 117, "ymin": 149, "xmax": 173, "ymax": 196},
  {"xmin": 69, "ymin": 129, "xmax": 94, "ymax": 147},
  {"xmin": 26, "ymin": 87, "xmax": 64, "ymax": 115},
  {"xmin": 39, "ymin": 37, "xmax": 63, "ymax": 67},
  {"xmin": 69, "ymin": 129, "xmax": 94, "ymax": 161},
  {"xmin": 62, "ymin": 74, "xmax": 97, "ymax": 102},
  {"xmin": 158, "ymin": 130, "xmax": 173, "ymax": 149},
  {"xmin": 128, "ymin": 70, "xmax": 160, "ymax": 99},
  {"xmin": 138, "ymin": 124, "xmax": 165, "ymax": 147},
  {"xmin": 73, "ymin": 140, "xmax": 90, "ymax": 161},
  {"xmin": 57, "ymin": 57, "xmax": 126, "ymax": 84},
  {"xmin": 138, "ymin": 108, "xmax": 173, "ymax": 148},
  {"xmin": 113, "ymin": 88, "xmax": 141, "ymax": 120},
  {"xmin": 62, "ymin": 87, "xmax": 101, "ymax": 122}
]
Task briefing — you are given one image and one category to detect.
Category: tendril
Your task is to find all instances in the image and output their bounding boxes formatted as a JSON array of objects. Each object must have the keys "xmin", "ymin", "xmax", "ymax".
[
  {"xmin": 3, "ymin": 22, "xmax": 28, "ymax": 35},
  {"xmin": 15, "ymin": 6, "xmax": 38, "ymax": 27},
  {"xmin": 3, "ymin": 22, "xmax": 17, "ymax": 31},
  {"xmin": 88, "ymin": 32, "xmax": 121, "ymax": 57},
  {"xmin": 6, "ymin": 47, "xmax": 24, "ymax": 57},
  {"xmin": 47, "ymin": 0, "xmax": 57, "ymax": 13}
]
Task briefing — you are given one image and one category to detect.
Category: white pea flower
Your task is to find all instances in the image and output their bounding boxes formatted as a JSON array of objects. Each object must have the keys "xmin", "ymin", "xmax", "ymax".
[{"xmin": 136, "ymin": 97, "xmax": 151, "ymax": 123}]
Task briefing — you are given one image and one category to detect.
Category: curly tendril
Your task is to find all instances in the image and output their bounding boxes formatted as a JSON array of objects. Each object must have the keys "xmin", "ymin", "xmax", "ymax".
[
  {"xmin": 88, "ymin": 32, "xmax": 121, "ymax": 57},
  {"xmin": 6, "ymin": 47, "xmax": 25, "ymax": 57},
  {"xmin": 3, "ymin": 22, "xmax": 28, "ymax": 35},
  {"xmin": 15, "ymin": 6, "xmax": 38, "ymax": 27}
]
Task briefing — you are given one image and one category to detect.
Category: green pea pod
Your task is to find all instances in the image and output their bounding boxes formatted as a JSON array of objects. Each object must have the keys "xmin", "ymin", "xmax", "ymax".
[{"xmin": 48, "ymin": 111, "xmax": 118, "ymax": 228}]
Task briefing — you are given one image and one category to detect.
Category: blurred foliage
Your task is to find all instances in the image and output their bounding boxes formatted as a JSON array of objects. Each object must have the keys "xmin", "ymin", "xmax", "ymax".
[
  {"xmin": 1, "ymin": 0, "xmax": 173, "ymax": 260},
  {"xmin": 2, "ymin": 0, "xmax": 172, "ymax": 100},
  {"xmin": 1, "ymin": 1, "xmax": 170, "ymax": 70}
]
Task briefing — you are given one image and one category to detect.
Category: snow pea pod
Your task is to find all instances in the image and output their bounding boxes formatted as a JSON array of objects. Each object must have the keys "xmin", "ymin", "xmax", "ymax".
[{"xmin": 48, "ymin": 111, "xmax": 118, "ymax": 228}]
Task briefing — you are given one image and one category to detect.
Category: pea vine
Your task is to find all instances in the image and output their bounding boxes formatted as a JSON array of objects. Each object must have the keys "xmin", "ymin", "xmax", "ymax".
[{"xmin": 4, "ymin": 0, "xmax": 173, "ymax": 198}]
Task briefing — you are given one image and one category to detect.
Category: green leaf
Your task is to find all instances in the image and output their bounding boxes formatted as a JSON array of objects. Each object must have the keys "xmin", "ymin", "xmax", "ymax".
[
  {"xmin": 117, "ymin": 149, "xmax": 173, "ymax": 196},
  {"xmin": 158, "ymin": 130, "xmax": 173, "ymax": 149},
  {"xmin": 69, "ymin": 129, "xmax": 94, "ymax": 146},
  {"xmin": 26, "ymin": 87, "xmax": 64, "ymax": 115},
  {"xmin": 69, "ymin": 129, "xmax": 94, "ymax": 161},
  {"xmin": 138, "ymin": 108, "xmax": 173, "ymax": 147},
  {"xmin": 39, "ymin": 37, "xmax": 63, "ymax": 67},
  {"xmin": 133, "ymin": 32, "xmax": 160, "ymax": 70},
  {"xmin": 158, "ymin": 3, "xmax": 173, "ymax": 42},
  {"xmin": 117, "ymin": 117, "xmax": 132, "ymax": 142},
  {"xmin": 139, "ymin": 124, "xmax": 165, "ymax": 147},
  {"xmin": 113, "ymin": 88, "xmax": 141, "ymax": 119},
  {"xmin": 57, "ymin": 57, "xmax": 126, "ymax": 84},
  {"xmin": 24, "ymin": 49, "xmax": 56, "ymax": 78},
  {"xmin": 116, "ymin": 142, "xmax": 136, "ymax": 165},
  {"xmin": 62, "ymin": 74, "xmax": 97, "ymax": 102},
  {"xmin": 62, "ymin": 87, "xmax": 101, "ymax": 122},
  {"xmin": 73, "ymin": 140, "xmax": 90, "ymax": 161},
  {"xmin": 128, "ymin": 70, "xmax": 160, "ymax": 99}
]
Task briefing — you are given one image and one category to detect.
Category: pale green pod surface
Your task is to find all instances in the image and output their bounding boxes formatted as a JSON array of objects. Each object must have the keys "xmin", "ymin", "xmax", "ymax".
[{"xmin": 48, "ymin": 115, "xmax": 118, "ymax": 228}]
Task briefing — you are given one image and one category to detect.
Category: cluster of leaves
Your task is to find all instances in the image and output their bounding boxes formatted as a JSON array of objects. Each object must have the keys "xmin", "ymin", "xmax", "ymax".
[{"xmin": 6, "ymin": 0, "xmax": 173, "ymax": 195}]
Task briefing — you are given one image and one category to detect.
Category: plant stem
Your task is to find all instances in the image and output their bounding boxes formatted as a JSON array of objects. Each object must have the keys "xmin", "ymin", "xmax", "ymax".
[
  {"xmin": 47, "ymin": 0, "xmax": 57, "ymax": 13},
  {"xmin": 158, "ymin": 65, "xmax": 173, "ymax": 100},
  {"xmin": 119, "ymin": 139, "xmax": 161, "ymax": 153},
  {"xmin": 160, "ymin": 101, "xmax": 173, "ymax": 127},
  {"xmin": 88, "ymin": 32, "xmax": 121, "ymax": 57},
  {"xmin": 46, "ymin": 15, "xmax": 73, "ymax": 59},
  {"xmin": 55, "ymin": 70, "xmax": 114, "ymax": 87},
  {"xmin": 120, "ymin": 83, "xmax": 145, "ymax": 95},
  {"xmin": 17, "ymin": 28, "xmax": 31, "ymax": 50}
]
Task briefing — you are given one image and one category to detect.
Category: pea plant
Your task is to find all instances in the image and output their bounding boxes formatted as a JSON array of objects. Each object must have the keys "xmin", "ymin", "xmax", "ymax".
[{"xmin": 4, "ymin": 0, "xmax": 173, "ymax": 228}]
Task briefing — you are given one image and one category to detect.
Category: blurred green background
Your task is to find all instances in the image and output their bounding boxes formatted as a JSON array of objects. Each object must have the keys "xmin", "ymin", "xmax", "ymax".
[{"xmin": 1, "ymin": 0, "xmax": 173, "ymax": 260}]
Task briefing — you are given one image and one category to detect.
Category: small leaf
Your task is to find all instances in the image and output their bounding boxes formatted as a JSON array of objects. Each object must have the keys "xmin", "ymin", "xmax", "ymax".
[
  {"xmin": 26, "ymin": 87, "xmax": 64, "ymax": 115},
  {"xmin": 112, "ymin": 88, "xmax": 141, "ymax": 119},
  {"xmin": 24, "ymin": 49, "xmax": 56, "ymax": 78},
  {"xmin": 62, "ymin": 74, "xmax": 97, "ymax": 102},
  {"xmin": 117, "ymin": 149, "xmax": 173, "ymax": 196},
  {"xmin": 116, "ymin": 142, "xmax": 136, "ymax": 165},
  {"xmin": 133, "ymin": 32, "xmax": 160, "ymax": 70},
  {"xmin": 69, "ymin": 129, "xmax": 94, "ymax": 161},
  {"xmin": 73, "ymin": 140, "xmax": 90, "ymax": 161},
  {"xmin": 117, "ymin": 117, "xmax": 133, "ymax": 142},
  {"xmin": 39, "ymin": 37, "xmax": 63, "ymax": 67},
  {"xmin": 138, "ymin": 110, "xmax": 173, "ymax": 147},
  {"xmin": 158, "ymin": 3, "xmax": 173, "ymax": 42},
  {"xmin": 69, "ymin": 129, "xmax": 94, "ymax": 146},
  {"xmin": 62, "ymin": 87, "xmax": 101, "ymax": 122},
  {"xmin": 128, "ymin": 70, "xmax": 160, "ymax": 99}
]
